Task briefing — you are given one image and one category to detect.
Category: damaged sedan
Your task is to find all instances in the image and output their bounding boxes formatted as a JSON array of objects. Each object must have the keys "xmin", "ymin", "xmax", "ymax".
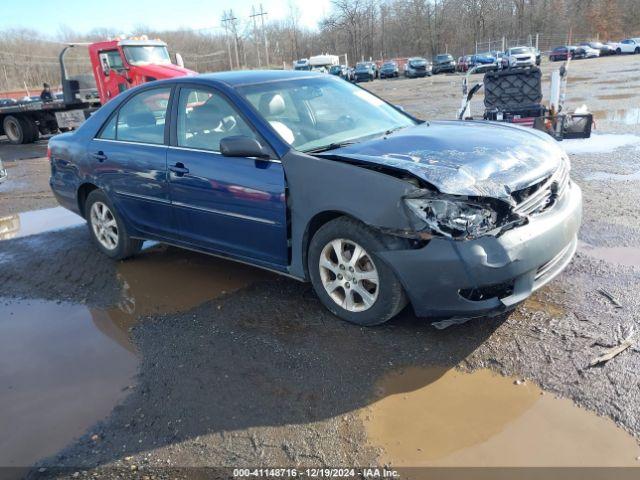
[{"xmin": 48, "ymin": 71, "xmax": 581, "ymax": 325}]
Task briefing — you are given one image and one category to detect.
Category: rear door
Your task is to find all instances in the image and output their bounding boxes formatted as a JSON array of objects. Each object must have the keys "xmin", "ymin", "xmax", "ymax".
[
  {"xmin": 91, "ymin": 86, "xmax": 177, "ymax": 238},
  {"xmin": 166, "ymin": 85, "xmax": 288, "ymax": 268}
]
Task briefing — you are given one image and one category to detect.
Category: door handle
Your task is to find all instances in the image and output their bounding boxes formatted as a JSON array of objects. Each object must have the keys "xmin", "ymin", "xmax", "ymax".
[
  {"xmin": 169, "ymin": 163, "xmax": 189, "ymax": 176},
  {"xmin": 92, "ymin": 151, "xmax": 107, "ymax": 162}
]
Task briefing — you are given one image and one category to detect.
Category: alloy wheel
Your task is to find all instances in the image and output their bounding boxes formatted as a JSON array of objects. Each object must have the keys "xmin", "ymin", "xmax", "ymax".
[
  {"xmin": 90, "ymin": 201, "xmax": 118, "ymax": 250},
  {"xmin": 319, "ymin": 238, "xmax": 379, "ymax": 312}
]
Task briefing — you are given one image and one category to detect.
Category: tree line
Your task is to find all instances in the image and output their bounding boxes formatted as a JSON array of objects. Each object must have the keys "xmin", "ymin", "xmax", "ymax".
[{"xmin": 0, "ymin": 0, "xmax": 638, "ymax": 93}]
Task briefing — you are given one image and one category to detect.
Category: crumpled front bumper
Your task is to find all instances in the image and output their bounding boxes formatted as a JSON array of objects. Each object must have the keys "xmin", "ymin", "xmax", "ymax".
[{"xmin": 378, "ymin": 181, "xmax": 582, "ymax": 319}]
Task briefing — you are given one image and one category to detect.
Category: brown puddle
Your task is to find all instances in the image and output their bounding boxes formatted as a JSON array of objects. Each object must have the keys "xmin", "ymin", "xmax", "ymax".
[
  {"xmin": 362, "ymin": 367, "xmax": 640, "ymax": 466},
  {"xmin": 0, "ymin": 245, "xmax": 272, "ymax": 466},
  {"xmin": 593, "ymin": 108, "xmax": 640, "ymax": 125},
  {"xmin": 98, "ymin": 244, "xmax": 274, "ymax": 352},
  {"xmin": 0, "ymin": 206, "xmax": 85, "ymax": 240},
  {"xmin": 579, "ymin": 242, "xmax": 640, "ymax": 268},
  {"xmin": 0, "ymin": 299, "xmax": 137, "ymax": 467}
]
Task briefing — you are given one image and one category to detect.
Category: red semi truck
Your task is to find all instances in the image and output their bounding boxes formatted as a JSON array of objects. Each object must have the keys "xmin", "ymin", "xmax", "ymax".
[{"xmin": 0, "ymin": 36, "xmax": 196, "ymax": 144}]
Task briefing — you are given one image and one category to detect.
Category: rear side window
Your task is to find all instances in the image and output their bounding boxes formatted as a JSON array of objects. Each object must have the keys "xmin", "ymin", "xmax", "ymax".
[{"xmin": 99, "ymin": 87, "xmax": 171, "ymax": 145}]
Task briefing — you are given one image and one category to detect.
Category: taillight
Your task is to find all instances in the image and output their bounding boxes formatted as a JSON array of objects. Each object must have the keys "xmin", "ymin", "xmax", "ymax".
[{"xmin": 46, "ymin": 146, "xmax": 51, "ymax": 161}]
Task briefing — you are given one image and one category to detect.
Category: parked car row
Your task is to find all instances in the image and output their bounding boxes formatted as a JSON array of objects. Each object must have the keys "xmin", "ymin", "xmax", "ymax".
[
  {"xmin": 550, "ymin": 38, "xmax": 640, "ymax": 61},
  {"xmin": 0, "ymin": 92, "xmax": 64, "ymax": 107},
  {"xmin": 299, "ymin": 35, "xmax": 638, "ymax": 85}
]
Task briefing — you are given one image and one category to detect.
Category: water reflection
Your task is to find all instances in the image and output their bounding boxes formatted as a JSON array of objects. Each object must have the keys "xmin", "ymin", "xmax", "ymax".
[{"xmin": 0, "ymin": 207, "xmax": 84, "ymax": 241}]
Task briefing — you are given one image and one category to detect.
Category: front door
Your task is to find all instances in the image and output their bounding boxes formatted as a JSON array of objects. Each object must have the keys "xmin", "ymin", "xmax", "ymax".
[
  {"xmin": 99, "ymin": 49, "xmax": 130, "ymax": 102},
  {"xmin": 167, "ymin": 86, "xmax": 288, "ymax": 268},
  {"xmin": 91, "ymin": 86, "xmax": 177, "ymax": 238}
]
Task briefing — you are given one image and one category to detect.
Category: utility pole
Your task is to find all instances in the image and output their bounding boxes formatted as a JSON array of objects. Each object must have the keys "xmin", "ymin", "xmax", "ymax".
[
  {"xmin": 259, "ymin": 4, "xmax": 269, "ymax": 67},
  {"xmin": 223, "ymin": 10, "xmax": 241, "ymax": 69},
  {"xmin": 250, "ymin": 5, "xmax": 262, "ymax": 67},
  {"xmin": 221, "ymin": 12, "xmax": 234, "ymax": 69}
]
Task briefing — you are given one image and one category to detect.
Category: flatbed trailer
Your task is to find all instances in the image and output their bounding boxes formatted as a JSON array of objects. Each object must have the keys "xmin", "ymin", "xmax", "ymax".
[{"xmin": 0, "ymin": 98, "xmax": 98, "ymax": 144}]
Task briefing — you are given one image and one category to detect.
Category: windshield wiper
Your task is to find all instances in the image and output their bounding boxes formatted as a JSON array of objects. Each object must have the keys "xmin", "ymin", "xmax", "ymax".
[
  {"xmin": 304, "ymin": 140, "xmax": 357, "ymax": 154},
  {"xmin": 384, "ymin": 125, "xmax": 406, "ymax": 136}
]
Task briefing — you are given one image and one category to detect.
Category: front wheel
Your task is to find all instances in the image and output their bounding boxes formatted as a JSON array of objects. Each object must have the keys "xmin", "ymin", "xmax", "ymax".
[
  {"xmin": 85, "ymin": 190, "xmax": 142, "ymax": 260},
  {"xmin": 308, "ymin": 217, "xmax": 407, "ymax": 326}
]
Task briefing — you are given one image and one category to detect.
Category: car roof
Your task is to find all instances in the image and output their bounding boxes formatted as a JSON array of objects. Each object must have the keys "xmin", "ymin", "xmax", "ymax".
[{"xmin": 168, "ymin": 69, "xmax": 325, "ymax": 88}]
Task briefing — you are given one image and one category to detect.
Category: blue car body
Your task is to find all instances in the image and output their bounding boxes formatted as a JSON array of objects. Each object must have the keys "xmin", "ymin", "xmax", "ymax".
[{"xmin": 49, "ymin": 70, "xmax": 581, "ymax": 321}]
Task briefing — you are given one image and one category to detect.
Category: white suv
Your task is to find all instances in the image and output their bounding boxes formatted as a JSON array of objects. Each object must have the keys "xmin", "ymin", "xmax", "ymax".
[
  {"xmin": 505, "ymin": 46, "xmax": 536, "ymax": 67},
  {"xmin": 617, "ymin": 38, "xmax": 640, "ymax": 54}
]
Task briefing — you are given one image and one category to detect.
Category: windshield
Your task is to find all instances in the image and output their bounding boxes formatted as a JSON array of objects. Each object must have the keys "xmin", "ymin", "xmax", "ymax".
[
  {"xmin": 238, "ymin": 76, "xmax": 416, "ymax": 152},
  {"xmin": 409, "ymin": 59, "xmax": 426, "ymax": 67},
  {"xmin": 355, "ymin": 63, "xmax": 370, "ymax": 70},
  {"xmin": 382, "ymin": 62, "xmax": 396, "ymax": 68},
  {"xmin": 123, "ymin": 45, "xmax": 171, "ymax": 66},
  {"xmin": 509, "ymin": 47, "xmax": 529, "ymax": 55},
  {"xmin": 436, "ymin": 55, "xmax": 452, "ymax": 61}
]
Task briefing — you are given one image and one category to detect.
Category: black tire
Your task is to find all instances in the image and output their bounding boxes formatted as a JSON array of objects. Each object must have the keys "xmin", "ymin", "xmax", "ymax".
[
  {"xmin": 23, "ymin": 117, "xmax": 39, "ymax": 143},
  {"xmin": 308, "ymin": 216, "xmax": 408, "ymax": 326},
  {"xmin": 85, "ymin": 189, "xmax": 142, "ymax": 260},
  {"xmin": 635, "ymin": 47, "xmax": 640, "ymax": 54},
  {"xmin": 3, "ymin": 115, "xmax": 29, "ymax": 144}
]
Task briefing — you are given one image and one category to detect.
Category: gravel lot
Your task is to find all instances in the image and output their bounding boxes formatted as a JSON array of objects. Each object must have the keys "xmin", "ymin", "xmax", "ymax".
[{"xmin": 2, "ymin": 54, "xmax": 640, "ymax": 478}]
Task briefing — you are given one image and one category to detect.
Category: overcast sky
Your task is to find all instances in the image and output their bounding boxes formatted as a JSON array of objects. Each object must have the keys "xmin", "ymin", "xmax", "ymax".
[{"xmin": 0, "ymin": 0, "xmax": 332, "ymax": 35}]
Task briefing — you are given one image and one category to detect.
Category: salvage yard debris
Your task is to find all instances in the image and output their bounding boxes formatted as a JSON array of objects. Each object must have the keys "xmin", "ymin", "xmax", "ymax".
[
  {"xmin": 597, "ymin": 288, "xmax": 623, "ymax": 308},
  {"xmin": 589, "ymin": 332, "xmax": 635, "ymax": 367}
]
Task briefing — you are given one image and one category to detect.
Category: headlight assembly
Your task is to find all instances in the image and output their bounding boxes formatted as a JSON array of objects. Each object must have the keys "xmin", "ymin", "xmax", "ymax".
[{"xmin": 404, "ymin": 196, "xmax": 499, "ymax": 239}]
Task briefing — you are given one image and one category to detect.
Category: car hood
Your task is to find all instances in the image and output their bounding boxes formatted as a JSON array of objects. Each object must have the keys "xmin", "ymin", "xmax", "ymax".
[
  {"xmin": 134, "ymin": 63, "xmax": 197, "ymax": 78},
  {"xmin": 321, "ymin": 121, "xmax": 566, "ymax": 204}
]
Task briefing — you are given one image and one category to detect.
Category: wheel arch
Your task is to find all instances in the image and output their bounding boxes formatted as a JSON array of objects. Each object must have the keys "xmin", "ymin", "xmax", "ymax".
[
  {"xmin": 77, "ymin": 182, "xmax": 99, "ymax": 217},
  {"xmin": 301, "ymin": 210, "xmax": 350, "ymax": 280}
]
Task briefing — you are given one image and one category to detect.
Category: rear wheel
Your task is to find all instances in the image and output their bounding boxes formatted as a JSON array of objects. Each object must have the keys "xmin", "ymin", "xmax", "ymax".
[
  {"xmin": 85, "ymin": 190, "xmax": 142, "ymax": 260},
  {"xmin": 635, "ymin": 47, "xmax": 640, "ymax": 54},
  {"xmin": 23, "ymin": 117, "xmax": 39, "ymax": 143},
  {"xmin": 3, "ymin": 115, "xmax": 33, "ymax": 144},
  {"xmin": 308, "ymin": 217, "xmax": 407, "ymax": 326}
]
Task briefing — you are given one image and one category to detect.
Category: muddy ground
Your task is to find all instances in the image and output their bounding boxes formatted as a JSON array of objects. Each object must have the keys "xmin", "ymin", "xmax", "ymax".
[{"xmin": 2, "ymin": 54, "xmax": 640, "ymax": 478}]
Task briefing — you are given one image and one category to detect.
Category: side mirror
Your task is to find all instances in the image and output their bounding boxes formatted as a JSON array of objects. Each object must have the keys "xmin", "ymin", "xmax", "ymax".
[
  {"xmin": 99, "ymin": 53, "xmax": 111, "ymax": 76},
  {"xmin": 175, "ymin": 53, "xmax": 185, "ymax": 68},
  {"xmin": 220, "ymin": 136, "xmax": 270, "ymax": 159}
]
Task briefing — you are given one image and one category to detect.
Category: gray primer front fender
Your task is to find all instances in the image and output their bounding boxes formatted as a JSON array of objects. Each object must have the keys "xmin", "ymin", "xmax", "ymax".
[{"xmin": 281, "ymin": 150, "xmax": 418, "ymax": 280}]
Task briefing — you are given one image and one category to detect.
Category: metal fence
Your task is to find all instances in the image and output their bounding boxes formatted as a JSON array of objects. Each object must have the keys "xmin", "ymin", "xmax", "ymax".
[{"xmin": 472, "ymin": 31, "xmax": 640, "ymax": 55}]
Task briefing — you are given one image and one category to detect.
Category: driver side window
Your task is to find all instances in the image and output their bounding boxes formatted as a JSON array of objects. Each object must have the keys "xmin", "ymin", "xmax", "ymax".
[{"xmin": 176, "ymin": 87, "xmax": 256, "ymax": 152}]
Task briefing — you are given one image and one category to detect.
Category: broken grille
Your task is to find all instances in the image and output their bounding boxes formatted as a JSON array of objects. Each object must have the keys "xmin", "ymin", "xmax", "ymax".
[{"xmin": 512, "ymin": 160, "xmax": 570, "ymax": 216}]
